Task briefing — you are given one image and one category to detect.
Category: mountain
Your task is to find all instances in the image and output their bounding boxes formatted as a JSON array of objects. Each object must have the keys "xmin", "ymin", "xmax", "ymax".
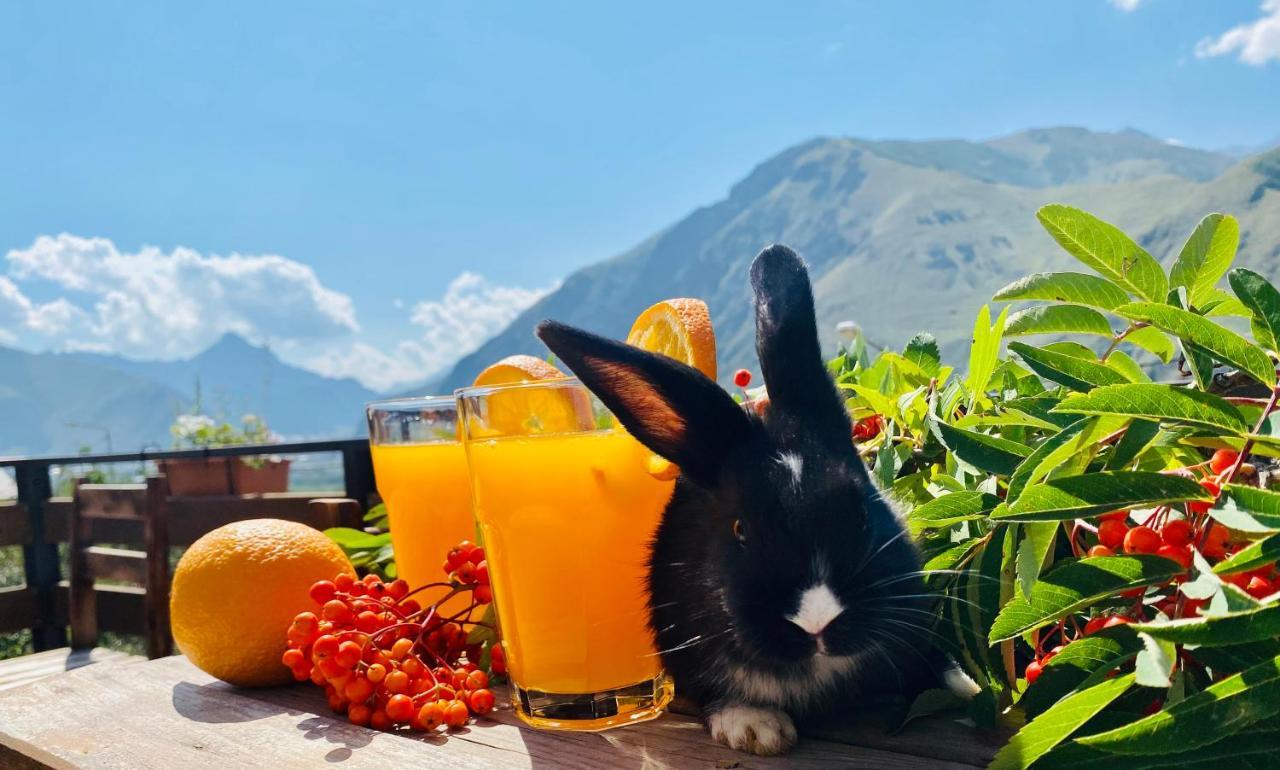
[
  {"xmin": 0, "ymin": 333, "xmax": 378, "ymax": 456},
  {"xmin": 438, "ymin": 128, "xmax": 1278, "ymax": 389}
]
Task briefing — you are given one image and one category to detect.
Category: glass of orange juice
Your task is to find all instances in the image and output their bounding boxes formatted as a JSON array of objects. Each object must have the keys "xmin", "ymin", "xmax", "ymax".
[
  {"xmin": 365, "ymin": 396, "xmax": 473, "ymax": 612},
  {"xmin": 456, "ymin": 378, "xmax": 675, "ymax": 731}
]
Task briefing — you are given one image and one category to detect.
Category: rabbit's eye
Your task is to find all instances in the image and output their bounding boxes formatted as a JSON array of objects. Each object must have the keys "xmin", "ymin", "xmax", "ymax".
[{"xmin": 732, "ymin": 519, "xmax": 746, "ymax": 544}]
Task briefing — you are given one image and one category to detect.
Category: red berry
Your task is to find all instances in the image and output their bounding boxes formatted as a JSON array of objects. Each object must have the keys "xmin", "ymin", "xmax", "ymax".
[
  {"xmin": 369, "ymin": 708, "xmax": 391, "ymax": 731},
  {"xmin": 456, "ymin": 562, "xmax": 476, "ymax": 584},
  {"xmin": 444, "ymin": 700, "xmax": 470, "ymax": 728},
  {"xmin": 281, "ymin": 648, "xmax": 305, "ymax": 668},
  {"xmin": 733, "ymin": 369, "xmax": 752, "ymax": 388},
  {"xmin": 347, "ymin": 702, "xmax": 371, "ymax": 726},
  {"xmin": 366, "ymin": 663, "xmax": 386, "ymax": 683},
  {"xmin": 344, "ymin": 676, "xmax": 374, "ymax": 703},
  {"xmin": 465, "ymin": 670, "xmax": 490, "ymax": 691},
  {"xmin": 387, "ymin": 579, "xmax": 410, "ymax": 600},
  {"xmin": 1025, "ymin": 660, "xmax": 1044, "ymax": 684},
  {"xmin": 469, "ymin": 688, "xmax": 495, "ymax": 715},
  {"xmin": 333, "ymin": 573, "xmax": 355, "ymax": 591},
  {"xmin": 384, "ymin": 670, "xmax": 410, "ymax": 694},
  {"xmin": 1189, "ymin": 481, "xmax": 1222, "ymax": 515},
  {"xmin": 1155, "ymin": 544, "xmax": 1192, "ymax": 569},
  {"xmin": 475, "ymin": 560, "xmax": 490, "ymax": 586},
  {"xmin": 1087, "ymin": 545, "xmax": 1114, "ymax": 558},
  {"xmin": 335, "ymin": 641, "xmax": 363, "ymax": 668},
  {"xmin": 1161, "ymin": 519, "xmax": 1193, "ymax": 547},
  {"xmin": 386, "ymin": 694, "xmax": 415, "ymax": 723},
  {"xmin": 1209, "ymin": 449, "xmax": 1240, "ymax": 474},
  {"xmin": 312, "ymin": 634, "xmax": 340, "ymax": 659},
  {"xmin": 322, "ymin": 599, "xmax": 353, "ymax": 623},
  {"xmin": 1083, "ymin": 616, "xmax": 1108, "ymax": 635},
  {"xmin": 1098, "ymin": 519, "xmax": 1129, "ymax": 549},
  {"xmin": 474, "ymin": 585, "xmax": 493, "ymax": 604},
  {"xmin": 490, "ymin": 643, "xmax": 506, "ymax": 675},
  {"xmin": 1246, "ymin": 576, "xmax": 1274, "ymax": 599},
  {"xmin": 310, "ymin": 580, "xmax": 337, "ymax": 605},
  {"xmin": 418, "ymin": 701, "xmax": 447, "ymax": 731},
  {"xmin": 1124, "ymin": 525, "xmax": 1161, "ymax": 554}
]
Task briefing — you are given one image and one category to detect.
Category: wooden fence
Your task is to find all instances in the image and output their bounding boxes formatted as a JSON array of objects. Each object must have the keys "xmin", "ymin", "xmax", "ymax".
[{"xmin": 0, "ymin": 440, "xmax": 375, "ymax": 651}]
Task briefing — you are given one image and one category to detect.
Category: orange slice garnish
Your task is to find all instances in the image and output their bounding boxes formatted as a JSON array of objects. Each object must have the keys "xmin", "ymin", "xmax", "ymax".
[
  {"xmin": 469, "ymin": 355, "xmax": 592, "ymax": 437},
  {"xmin": 625, "ymin": 298, "xmax": 717, "ymax": 380},
  {"xmin": 625, "ymin": 298, "xmax": 718, "ymax": 479}
]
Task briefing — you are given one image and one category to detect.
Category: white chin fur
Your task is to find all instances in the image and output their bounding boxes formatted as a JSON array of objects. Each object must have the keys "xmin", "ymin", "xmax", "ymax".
[
  {"xmin": 944, "ymin": 666, "xmax": 981, "ymax": 699},
  {"xmin": 708, "ymin": 705, "xmax": 797, "ymax": 756}
]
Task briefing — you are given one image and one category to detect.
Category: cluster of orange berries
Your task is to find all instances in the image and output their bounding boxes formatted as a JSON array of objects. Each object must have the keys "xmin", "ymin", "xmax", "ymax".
[
  {"xmin": 1023, "ymin": 448, "xmax": 1277, "ymax": 687},
  {"xmin": 281, "ymin": 540, "xmax": 506, "ymax": 733}
]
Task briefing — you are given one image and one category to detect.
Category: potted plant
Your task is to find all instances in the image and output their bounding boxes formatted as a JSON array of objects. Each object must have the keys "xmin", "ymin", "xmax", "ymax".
[{"xmin": 160, "ymin": 413, "xmax": 290, "ymax": 496}]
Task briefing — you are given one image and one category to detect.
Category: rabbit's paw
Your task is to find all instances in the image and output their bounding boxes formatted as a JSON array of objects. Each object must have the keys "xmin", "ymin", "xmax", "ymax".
[{"xmin": 707, "ymin": 705, "xmax": 797, "ymax": 755}]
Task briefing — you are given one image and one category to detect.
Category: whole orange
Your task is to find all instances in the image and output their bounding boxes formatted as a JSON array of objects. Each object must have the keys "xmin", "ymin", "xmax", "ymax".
[{"xmin": 170, "ymin": 518, "xmax": 354, "ymax": 687}]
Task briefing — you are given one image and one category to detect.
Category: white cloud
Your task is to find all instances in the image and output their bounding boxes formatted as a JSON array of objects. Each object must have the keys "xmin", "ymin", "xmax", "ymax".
[
  {"xmin": 1109, "ymin": 0, "xmax": 1143, "ymax": 11},
  {"xmin": 5, "ymin": 234, "xmax": 358, "ymax": 358},
  {"xmin": 1195, "ymin": 0, "xmax": 1280, "ymax": 65},
  {"xmin": 305, "ymin": 272, "xmax": 556, "ymax": 391}
]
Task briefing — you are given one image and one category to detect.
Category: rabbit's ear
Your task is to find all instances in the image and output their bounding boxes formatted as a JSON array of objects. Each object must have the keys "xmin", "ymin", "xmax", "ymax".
[
  {"xmin": 537, "ymin": 320, "xmax": 751, "ymax": 484},
  {"xmin": 751, "ymin": 244, "xmax": 849, "ymax": 437}
]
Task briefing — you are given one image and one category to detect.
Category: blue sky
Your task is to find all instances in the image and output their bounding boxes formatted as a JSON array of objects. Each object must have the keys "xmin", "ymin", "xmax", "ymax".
[{"xmin": 2, "ymin": 0, "xmax": 1278, "ymax": 390}]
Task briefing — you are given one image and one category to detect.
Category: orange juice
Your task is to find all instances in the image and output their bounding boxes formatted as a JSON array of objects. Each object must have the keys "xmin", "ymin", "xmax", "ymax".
[
  {"xmin": 370, "ymin": 441, "xmax": 474, "ymax": 605},
  {"xmin": 466, "ymin": 427, "xmax": 675, "ymax": 728}
]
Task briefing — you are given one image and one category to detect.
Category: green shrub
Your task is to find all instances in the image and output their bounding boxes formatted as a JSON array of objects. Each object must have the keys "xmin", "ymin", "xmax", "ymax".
[{"xmin": 846, "ymin": 205, "xmax": 1280, "ymax": 767}]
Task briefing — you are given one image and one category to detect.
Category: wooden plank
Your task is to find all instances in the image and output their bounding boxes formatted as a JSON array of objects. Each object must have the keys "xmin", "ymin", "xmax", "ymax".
[
  {"xmin": 83, "ymin": 547, "xmax": 147, "ymax": 585},
  {"xmin": 0, "ymin": 586, "xmax": 37, "ymax": 634},
  {"xmin": 44, "ymin": 493, "xmax": 346, "ymax": 546},
  {"xmin": 0, "ymin": 503, "xmax": 30, "ymax": 547},
  {"xmin": 53, "ymin": 583, "xmax": 148, "ymax": 636},
  {"xmin": 75, "ymin": 486, "xmax": 147, "ymax": 521},
  {"xmin": 0, "ymin": 656, "xmax": 983, "ymax": 769},
  {"xmin": 0, "ymin": 647, "xmax": 141, "ymax": 692}
]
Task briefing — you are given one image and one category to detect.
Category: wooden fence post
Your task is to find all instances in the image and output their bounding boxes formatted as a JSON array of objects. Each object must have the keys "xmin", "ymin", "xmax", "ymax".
[
  {"xmin": 15, "ymin": 462, "xmax": 64, "ymax": 651},
  {"xmin": 341, "ymin": 444, "xmax": 375, "ymax": 513}
]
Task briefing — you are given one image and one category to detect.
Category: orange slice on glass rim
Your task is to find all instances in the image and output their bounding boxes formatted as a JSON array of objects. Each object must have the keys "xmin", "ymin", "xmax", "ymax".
[
  {"xmin": 470, "ymin": 355, "xmax": 593, "ymax": 437},
  {"xmin": 625, "ymin": 298, "xmax": 718, "ymax": 478},
  {"xmin": 625, "ymin": 298, "xmax": 717, "ymax": 380}
]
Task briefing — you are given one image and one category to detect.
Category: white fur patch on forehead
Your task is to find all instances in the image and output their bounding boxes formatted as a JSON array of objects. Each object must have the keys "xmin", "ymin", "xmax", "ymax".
[
  {"xmin": 775, "ymin": 451, "xmax": 803, "ymax": 487},
  {"xmin": 786, "ymin": 583, "xmax": 844, "ymax": 636}
]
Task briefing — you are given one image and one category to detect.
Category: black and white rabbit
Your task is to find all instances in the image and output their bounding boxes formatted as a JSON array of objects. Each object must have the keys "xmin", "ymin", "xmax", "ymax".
[{"xmin": 537, "ymin": 244, "xmax": 963, "ymax": 755}]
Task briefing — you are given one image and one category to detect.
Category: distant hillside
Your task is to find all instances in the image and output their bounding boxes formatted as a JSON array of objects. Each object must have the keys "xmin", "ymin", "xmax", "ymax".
[
  {"xmin": 0, "ymin": 333, "xmax": 377, "ymax": 456},
  {"xmin": 439, "ymin": 128, "xmax": 1279, "ymax": 389}
]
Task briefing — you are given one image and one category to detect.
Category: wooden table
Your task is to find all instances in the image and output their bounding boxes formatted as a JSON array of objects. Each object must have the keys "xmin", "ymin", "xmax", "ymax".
[{"xmin": 0, "ymin": 656, "xmax": 1005, "ymax": 768}]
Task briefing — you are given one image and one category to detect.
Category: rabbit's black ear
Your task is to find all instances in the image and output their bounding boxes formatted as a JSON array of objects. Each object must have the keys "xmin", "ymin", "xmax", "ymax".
[
  {"xmin": 751, "ymin": 245, "xmax": 849, "ymax": 436},
  {"xmin": 537, "ymin": 320, "xmax": 751, "ymax": 485}
]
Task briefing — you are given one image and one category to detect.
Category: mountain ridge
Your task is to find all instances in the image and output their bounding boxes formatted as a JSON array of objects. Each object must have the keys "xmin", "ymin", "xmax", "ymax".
[{"xmin": 436, "ymin": 126, "xmax": 1278, "ymax": 390}]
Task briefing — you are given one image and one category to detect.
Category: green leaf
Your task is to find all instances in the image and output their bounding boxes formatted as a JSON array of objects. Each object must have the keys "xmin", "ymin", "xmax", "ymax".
[
  {"xmin": 1229, "ymin": 267, "xmax": 1280, "ymax": 354},
  {"xmin": 993, "ymin": 271, "xmax": 1131, "ymax": 311},
  {"xmin": 1042, "ymin": 719, "xmax": 1280, "ymax": 768},
  {"xmin": 988, "ymin": 672, "xmax": 1135, "ymax": 770},
  {"xmin": 1213, "ymin": 485, "xmax": 1280, "ymax": 532},
  {"xmin": 998, "ymin": 472, "xmax": 1214, "ymax": 522},
  {"xmin": 1036, "ymin": 204, "xmax": 1168, "ymax": 302},
  {"xmin": 1194, "ymin": 641, "xmax": 1280, "ymax": 677},
  {"xmin": 907, "ymin": 490, "xmax": 1001, "ymax": 533},
  {"xmin": 1008, "ymin": 342, "xmax": 1131, "ymax": 392},
  {"xmin": 1007, "ymin": 418, "xmax": 1090, "ymax": 503},
  {"xmin": 1004, "ymin": 305, "xmax": 1115, "ymax": 338},
  {"xmin": 1023, "ymin": 631, "xmax": 1143, "ymax": 719},
  {"xmin": 1170, "ymin": 213, "xmax": 1240, "ymax": 307},
  {"xmin": 1201, "ymin": 290, "xmax": 1253, "ymax": 318},
  {"xmin": 324, "ymin": 527, "xmax": 391, "ymax": 549},
  {"xmin": 1132, "ymin": 603, "xmax": 1280, "ymax": 646},
  {"xmin": 904, "ymin": 332, "xmax": 942, "ymax": 377},
  {"xmin": 1216, "ymin": 533, "xmax": 1280, "ymax": 575},
  {"xmin": 1134, "ymin": 632, "xmax": 1177, "ymax": 688},
  {"xmin": 842, "ymin": 383, "xmax": 898, "ymax": 421},
  {"xmin": 989, "ymin": 555, "xmax": 1183, "ymax": 642},
  {"xmin": 964, "ymin": 305, "xmax": 1010, "ymax": 405},
  {"xmin": 1105, "ymin": 419, "xmax": 1160, "ymax": 470},
  {"xmin": 929, "ymin": 419, "xmax": 1032, "ymax": 476},
  {"xmin": 1078, "ymin": 655, "xmax": 1280, "ymax": 755},
  {"xmin": 895, "ymin": 688, "xmax": 969, "ymax": 733},
  {"xmin": 1017, "ymin": 521, "xmax": 1058, "ymax": 599},
  {"xmin": 1121, "ymin": 325, "xmax": 1176, "ymax": 363},
  {"xmin": 1115, "ymin": 302, "xmax": 1277, "ymax": 387},
  {"xmin": 1052, "ymin": 383, "xmax": 1250, "ymax": 434}
]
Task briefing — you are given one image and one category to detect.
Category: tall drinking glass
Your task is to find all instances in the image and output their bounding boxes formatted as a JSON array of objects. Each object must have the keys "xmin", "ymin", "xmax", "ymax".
[
  {"xmin": 457, "ymin": 378, "xmax": 675, "ymax": 731},
  {"xmin": 366, "ymin": 396, "xmax": 473, "ymax": 612}
]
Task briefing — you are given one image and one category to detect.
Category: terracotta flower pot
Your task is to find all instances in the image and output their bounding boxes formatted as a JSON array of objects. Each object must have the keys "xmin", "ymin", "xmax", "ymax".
[{"xmin": 158, "ymin": 457, "xmax": 290, "ymax": 496}]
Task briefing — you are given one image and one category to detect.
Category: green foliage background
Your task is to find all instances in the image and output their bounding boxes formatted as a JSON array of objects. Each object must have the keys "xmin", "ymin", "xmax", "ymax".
[{"xmin": 843, "ymin": 204, "xmax": 1280, "ymax": 768}]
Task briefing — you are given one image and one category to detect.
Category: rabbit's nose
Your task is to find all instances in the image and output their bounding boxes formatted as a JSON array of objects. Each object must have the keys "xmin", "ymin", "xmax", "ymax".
[{"xmin": 786, "ymin": 583, "xmax": 845, "ymax": 637}]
